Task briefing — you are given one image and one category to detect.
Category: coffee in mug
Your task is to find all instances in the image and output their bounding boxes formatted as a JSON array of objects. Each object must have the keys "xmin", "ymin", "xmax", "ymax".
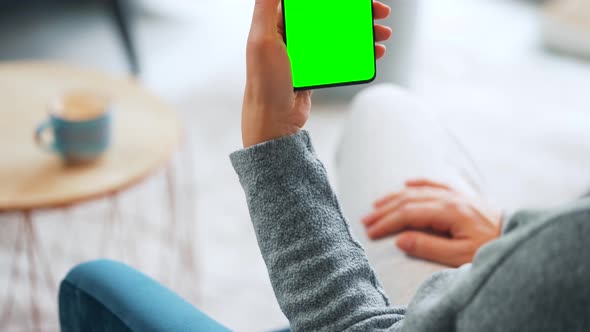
[
  {"xmin": 35, "ymin": 91, "xmax": 112, "ymax": 164},
  {"xmin": 55, "ymin": 92, "xmax": 108, "ymax": 121}
]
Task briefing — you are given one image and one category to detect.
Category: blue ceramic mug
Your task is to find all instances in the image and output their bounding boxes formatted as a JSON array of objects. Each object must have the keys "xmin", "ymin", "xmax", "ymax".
[{"xmin": 35, "ymin": 92, "xmax": 111, "ymax": 164}]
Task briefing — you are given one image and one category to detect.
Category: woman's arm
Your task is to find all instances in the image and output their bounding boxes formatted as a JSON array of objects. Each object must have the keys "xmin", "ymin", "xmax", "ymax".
[
  {"xmin": 231, "ymin": 131, "xmax": 405, "ymax": 331},
  {"xmin": 235, "ymin": 0, "xmax": 401, "ymax": 330}
]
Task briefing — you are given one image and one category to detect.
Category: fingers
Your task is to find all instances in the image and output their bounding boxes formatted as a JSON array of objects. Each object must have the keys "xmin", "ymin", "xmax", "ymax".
[
  {"xmin": 396, "ymin": 231, "xmax": 473, "ymax": 267},
  {"xmin": 374, "ymin": 0, "xmax": 392, "ymax": 60},
  {"xmin": 365, "ymin": 187, "xmax": 448, "ymax": 226},
  {"xmin": 374, "ymin": 24, "xmax": 392, "ymax": 43},
  {"xmin": 366, "ymin": 201, "xmax": 458, "ymax": 240},
  {"xmin": 406, "ymin": 179, "xmax": 453, "ymax": 191},
  {"xmin": 375, "ymin": 44, "xmax": 387, "ymax": 60},
  {"xmin": 374, "ymin": 180, "xmax": 454, "ymax": 209},
  {"xmin": 373, "ymin": 1, "xmax": 391, "ymax": 20},
  {"xmin": 364, "ymin": 191, "xmax": 437, "ymax": 227},
  {"xmin": 250, "ymin": 0, "xmax": 281, "ymax": 38},
  {"xmin": 374, "ymin": 191, "xmax": 401, "ymax": 209}
]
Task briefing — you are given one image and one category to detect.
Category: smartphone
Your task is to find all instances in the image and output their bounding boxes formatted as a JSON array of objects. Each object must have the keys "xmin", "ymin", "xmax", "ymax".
[{"xmin": 282, "ymin": 0, "xmax": 376, "ymax": 90}]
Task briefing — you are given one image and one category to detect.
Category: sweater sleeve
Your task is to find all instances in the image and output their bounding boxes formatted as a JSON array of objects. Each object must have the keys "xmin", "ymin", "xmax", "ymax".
[{"xmin": 230, "ymin": 131, "xmax": 405, "ymax": 331}]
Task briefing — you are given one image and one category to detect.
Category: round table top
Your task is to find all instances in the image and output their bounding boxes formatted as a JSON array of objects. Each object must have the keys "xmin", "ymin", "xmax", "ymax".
[{"xmin": 0, "ymin": 62, "xmax": 181, "ymax": 211}]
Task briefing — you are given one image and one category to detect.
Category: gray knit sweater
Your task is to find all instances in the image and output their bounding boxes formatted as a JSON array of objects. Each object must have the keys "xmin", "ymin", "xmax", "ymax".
[{"xmin": 230, "ymin": 131, "xmax": 590, "ymax": 332}]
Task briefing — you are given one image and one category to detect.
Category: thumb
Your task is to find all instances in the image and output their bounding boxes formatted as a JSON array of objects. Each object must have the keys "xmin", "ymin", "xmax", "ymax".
[
  {"xmin": 250, "ymin": 0, "xmax": 281, "ymax": 38},
  {"xmin": 396, "ymin": 231, "xmax": 472, "ymax": 267}
]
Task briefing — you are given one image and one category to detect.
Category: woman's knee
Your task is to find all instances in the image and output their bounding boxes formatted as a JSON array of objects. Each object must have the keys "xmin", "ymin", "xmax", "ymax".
[
  {"xmin": 353, "ymin": 83, "xmax": 415, "ymax": 108},
  {"xmin": 346, "ymin": 83, "xmax": 430, "ymax": 136}
]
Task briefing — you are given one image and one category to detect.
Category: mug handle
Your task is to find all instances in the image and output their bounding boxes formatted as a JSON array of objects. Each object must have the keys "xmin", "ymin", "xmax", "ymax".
[{"xmin": 35, "ymin": 121, "xmax": 55, "ymax": 152}]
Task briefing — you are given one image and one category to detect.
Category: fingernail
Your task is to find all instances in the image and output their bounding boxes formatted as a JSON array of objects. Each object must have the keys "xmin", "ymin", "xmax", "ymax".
[{"xmin": 397, "ymin": 236, "xmax": 414, "ymax": 252}]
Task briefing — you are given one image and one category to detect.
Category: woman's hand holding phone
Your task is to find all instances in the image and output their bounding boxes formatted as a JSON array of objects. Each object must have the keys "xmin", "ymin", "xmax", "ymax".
[{"xmin": 242, "ymin": 0, "xmax": 392, "ymax": 148}]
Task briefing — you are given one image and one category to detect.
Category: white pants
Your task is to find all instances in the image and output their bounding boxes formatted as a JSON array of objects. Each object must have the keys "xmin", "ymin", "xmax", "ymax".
[{"xmin": 335, "ymin": 84, "xmax": 486, "ymax": 305}]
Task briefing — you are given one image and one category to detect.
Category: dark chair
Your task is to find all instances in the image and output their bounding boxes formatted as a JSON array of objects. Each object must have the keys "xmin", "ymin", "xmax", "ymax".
[{"xmin": 0, "ymin": 0, "xmax": 140, "ymax": 75}]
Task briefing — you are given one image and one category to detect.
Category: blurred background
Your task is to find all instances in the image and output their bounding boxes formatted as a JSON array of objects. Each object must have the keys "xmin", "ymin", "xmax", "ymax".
[{"xmin": 0, "ymin": 0, "xmax": 589, "ymax": 331}]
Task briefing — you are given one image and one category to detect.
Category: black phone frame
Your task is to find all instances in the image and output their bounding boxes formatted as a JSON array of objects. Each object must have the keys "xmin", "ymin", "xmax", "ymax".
[{"xmin": 281, "ymin": 0, "xmax": 377, "ymax": 91}]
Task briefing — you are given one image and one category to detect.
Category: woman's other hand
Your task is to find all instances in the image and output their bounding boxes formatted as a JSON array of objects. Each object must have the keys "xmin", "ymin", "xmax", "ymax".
[{"xmin": 363, "ymin": 179, "xmax": 502, "ymax": 267}]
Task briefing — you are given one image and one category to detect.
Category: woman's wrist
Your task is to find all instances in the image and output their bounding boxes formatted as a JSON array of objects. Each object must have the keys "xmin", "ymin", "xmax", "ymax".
[{"xmin": 241, "ymin": 109, "xmax": 302, "ymax": 148}]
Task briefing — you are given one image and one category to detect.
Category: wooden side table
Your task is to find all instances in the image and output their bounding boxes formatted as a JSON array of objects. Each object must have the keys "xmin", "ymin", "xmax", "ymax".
[{"xmin": 0, "ymin": 62, "xmax": 197, "ymax": 331}]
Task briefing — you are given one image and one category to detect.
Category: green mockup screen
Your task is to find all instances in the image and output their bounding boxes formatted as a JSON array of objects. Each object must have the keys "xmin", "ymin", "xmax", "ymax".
[{"xmin": 283, "ymin": 0, "xmax": 376, "ymax": 89}]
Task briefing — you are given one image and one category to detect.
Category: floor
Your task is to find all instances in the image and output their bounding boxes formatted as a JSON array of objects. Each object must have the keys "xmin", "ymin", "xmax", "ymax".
[{"xmin": 1, "ymin": 0, "xmax": 590, "ymax": 331}]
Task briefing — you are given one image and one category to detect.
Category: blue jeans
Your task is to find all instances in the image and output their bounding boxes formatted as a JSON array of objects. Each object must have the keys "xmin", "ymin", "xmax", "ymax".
[{"xmin": 59, "ymin": 260, "xmax": 241, "ymax": 332}]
